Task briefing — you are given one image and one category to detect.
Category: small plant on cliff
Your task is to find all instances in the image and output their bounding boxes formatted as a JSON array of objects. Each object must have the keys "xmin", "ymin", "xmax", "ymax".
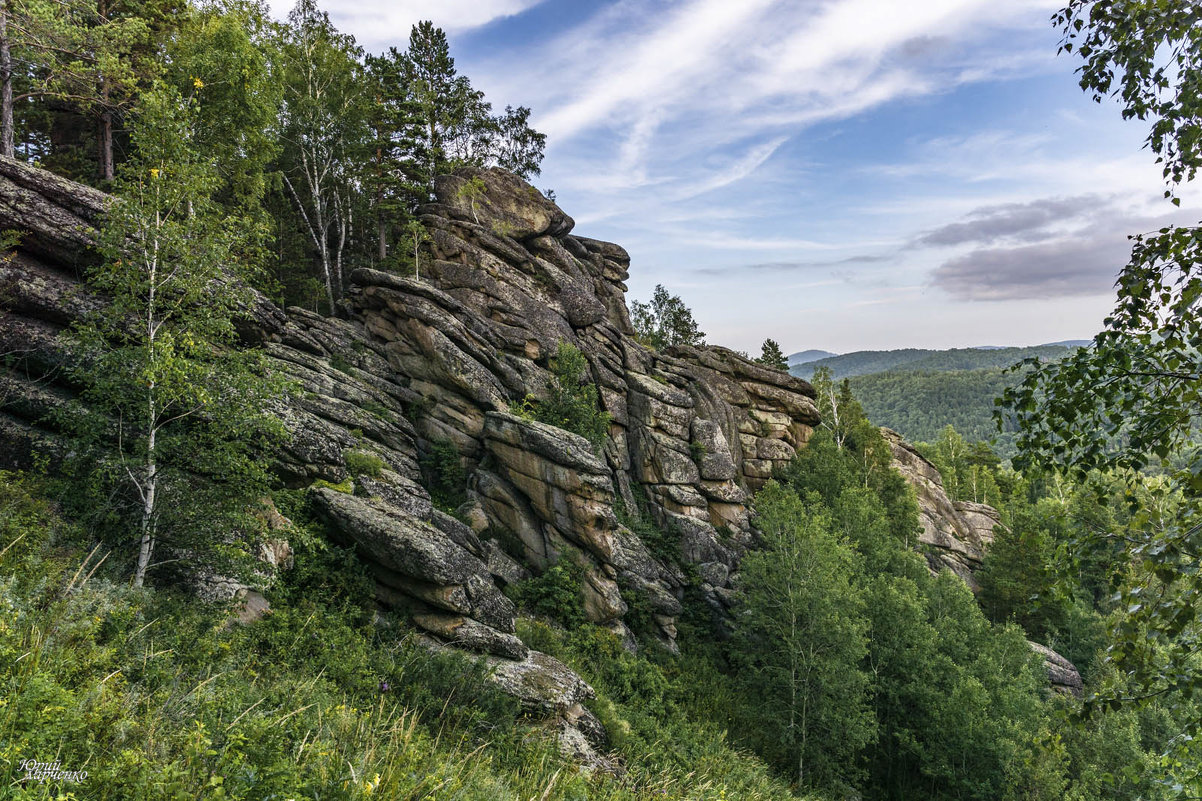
[
  {"xmin": 512, "ymin": 341, "xmax": 612, "ymax": 449},
  {"xmin": 402, "ymin": 219, "xmax": 429, "ymax": 280},
  {"xmin": 456, "ymin": 175, "xmax": 487, "ymax": 224},
  {"xmin": 419, "ymin": 437, "xmax": 466, "ymax": 512},
  {"xmin": 343, "ymin": 449, "xmax": 384, "ymax": 478}
]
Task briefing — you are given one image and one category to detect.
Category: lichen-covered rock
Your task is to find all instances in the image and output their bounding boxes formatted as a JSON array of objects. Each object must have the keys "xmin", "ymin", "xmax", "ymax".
[
  {"xmin": 485, "ymin": 648, "xmax": 596, "ymax": 714},
  {"xmin": 412, "ymin": 612, "xmax": 528, "ymax": 660}
]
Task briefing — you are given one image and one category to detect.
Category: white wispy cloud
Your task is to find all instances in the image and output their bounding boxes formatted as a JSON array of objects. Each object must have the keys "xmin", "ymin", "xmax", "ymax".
[{"xmin": 269, "ymin": 0, "xmax": 546, "ymax": 38}]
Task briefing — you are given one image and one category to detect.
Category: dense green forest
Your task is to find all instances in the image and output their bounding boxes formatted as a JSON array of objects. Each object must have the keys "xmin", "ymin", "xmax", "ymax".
[
  {"xmin": 0, "ymin": 0, "xmax": 548, "ymax": 313},
  {"xmin": 790, "ymin": 344, "xmax": 1080, "ymax": 380},
  {"xmin": 790, "ymin": 346, "xmax": 1087, "ymax": 457},
  {"xmin": 1, "ymin": 0, "xmax": 1201, "ymax": 798},
  {"xmin": 849, "ymin": 368, "xmax": 1019, "ymax": 454}
]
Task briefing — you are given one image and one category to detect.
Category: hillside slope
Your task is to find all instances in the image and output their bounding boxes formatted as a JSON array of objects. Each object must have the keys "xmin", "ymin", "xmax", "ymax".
[{"xmin": 791, "ymin": 344, "xmax": 1080, "ymax": 380}]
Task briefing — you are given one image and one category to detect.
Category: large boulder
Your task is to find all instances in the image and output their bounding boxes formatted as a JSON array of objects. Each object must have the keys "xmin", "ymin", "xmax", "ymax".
[{"xmin": 434, "ymin": 167, "xmax": 574, "ymax": 241}]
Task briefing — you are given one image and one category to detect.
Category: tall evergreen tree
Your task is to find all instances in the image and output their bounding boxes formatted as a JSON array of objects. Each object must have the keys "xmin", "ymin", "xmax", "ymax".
[
  {"xmin": 2, "ymin": 0, "xmax": 165, "ymax": 177},
  {"xmin": 364, "ymin": 46, "xmax": 425, "ymax": 262},
  {"xmin": 401, "ymin": 20, "xmax": 544, "ymax": 193}
]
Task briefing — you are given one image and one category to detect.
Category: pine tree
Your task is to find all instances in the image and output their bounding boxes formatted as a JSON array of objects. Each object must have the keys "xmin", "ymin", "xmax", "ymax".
[
  {"xmin": 401, "ymin": 20, "xmax": 544, "ymax": 190},
  {"xmin": 1, "ymin": 0, "xmax": 164, "ymax": 176},
  {"xmin": 364, "ymin": 47, "xmax": 426, "ymax": 263},
  {"xmin": 756, "ymin": 337, "xmax": 788, "ymax": 371}
]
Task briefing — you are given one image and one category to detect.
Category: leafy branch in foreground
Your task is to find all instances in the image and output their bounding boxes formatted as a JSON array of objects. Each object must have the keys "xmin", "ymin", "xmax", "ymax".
[{"xmin": 1000, "ymin": 2, "xmax": 1202, "ymax": 784}]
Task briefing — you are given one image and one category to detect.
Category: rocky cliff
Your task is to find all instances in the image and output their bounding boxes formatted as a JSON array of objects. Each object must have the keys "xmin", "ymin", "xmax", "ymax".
[
  {"xmin": 883, "ymin": 428, "xmax": 1000, "ymax": 589},
  {"xmin": 0, "ymin": 159, "xmax": 826, "ymax": 752},
  {"xmin": 0, "ymin": 159, "xmax": 1077, "ymax": 747}
]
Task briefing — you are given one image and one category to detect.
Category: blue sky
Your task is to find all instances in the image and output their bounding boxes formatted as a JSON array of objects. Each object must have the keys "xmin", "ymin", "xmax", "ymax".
[{"xmin": 273, "ymin": 0, "xmax": 1202, "ymax": 354}]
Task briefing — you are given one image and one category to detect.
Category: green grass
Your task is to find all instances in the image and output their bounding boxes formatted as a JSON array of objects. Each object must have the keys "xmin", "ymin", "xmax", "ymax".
[{"xmin": 0, "ymin": 472, "xmax": 817, "ymax": 801}]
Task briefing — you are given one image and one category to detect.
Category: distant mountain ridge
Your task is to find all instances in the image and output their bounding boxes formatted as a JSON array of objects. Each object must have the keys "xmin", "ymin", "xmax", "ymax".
[
  {"xmin": 789, "ymin": 343, "xmax": 1088, "ymax": 381},
  {"xmin": 786, "ymin": 342, "xmax": 1091, "ymax": 454},
  {"xmin": 787, "ymin": 349, "xmax": 838, "ymax": 366}
]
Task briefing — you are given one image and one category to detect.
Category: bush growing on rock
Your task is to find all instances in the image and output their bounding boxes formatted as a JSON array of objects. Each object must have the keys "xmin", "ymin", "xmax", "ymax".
[
  {"xmin": 343, "ymin": 449, "xmax": 384, "ymax": 478},
  {"xmin": 506, "ymin": 557, "xmax": 588, "ymax": 628},
  {"xmin": 419, "ymin": 438, "xmax": 466, "ymax": 511},
  {"xmin": 513, "ymin": 341, "xmax": 612, "ymax": 448}
]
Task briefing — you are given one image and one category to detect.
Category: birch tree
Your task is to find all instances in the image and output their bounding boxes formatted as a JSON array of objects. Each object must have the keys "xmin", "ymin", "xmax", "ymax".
[
  {"xmin": 67, "ymin": 83, "xmax": 282, "ymax": 586},
  {"xmin": 276, "ymin": 0, "xmax": 366, "ymax": 313},
  {"xmin": 734, "ymin": 481, "xmax": 873, "ymax": 790}
]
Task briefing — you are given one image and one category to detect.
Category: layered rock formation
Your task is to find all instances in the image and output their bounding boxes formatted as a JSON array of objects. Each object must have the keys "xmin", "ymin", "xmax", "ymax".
[
  {"xmin": 883, "ymin": 428, "xmax": 1000, "ymax": 589},
  {"xmin": 0, "ymin": 157, "xmax": 1079, "ymax": 741},
  {"xmin": 0, "ymin": 159, "xmax": 821, "ymax": 750}
]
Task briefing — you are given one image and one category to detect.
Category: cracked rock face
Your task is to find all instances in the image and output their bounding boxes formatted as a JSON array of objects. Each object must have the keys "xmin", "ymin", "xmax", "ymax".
[
  {"xmin": 883, "ymin": 428, "xmax": 1000, "ymax": 589},
  {"xmin": 0, "ymin": 157, "xmax": 1070, "ymax": 744}
]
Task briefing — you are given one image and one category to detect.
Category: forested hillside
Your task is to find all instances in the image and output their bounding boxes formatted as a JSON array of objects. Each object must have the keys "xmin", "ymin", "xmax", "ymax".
[
  {"xmin": 790, "ymin": 344, "xmax": 1080, "ymax": 380},
  {"xmin": 1, "ymin": 0, "xmax": 1200, "ymax": 798},
  {"xmin": 788, "ymin": 345, "xmax": 1085, "ymax": 455},
  {"xmin": 849, "ymin": 368, "xmax": 1019, "ymax": 454}
]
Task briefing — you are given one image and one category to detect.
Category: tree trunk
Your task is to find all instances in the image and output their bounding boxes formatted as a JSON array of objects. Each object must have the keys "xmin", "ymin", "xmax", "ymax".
[
  {"xmin": 0, "ymin": 0, "xmax": 13, "ymax": 159},
  {"xmin": 98, "ymin": 109, "xmax": 114, "ymax": 182},
  {"xmin": 134, "ymin": 446, "xmax": 156, "ymax": 587}
]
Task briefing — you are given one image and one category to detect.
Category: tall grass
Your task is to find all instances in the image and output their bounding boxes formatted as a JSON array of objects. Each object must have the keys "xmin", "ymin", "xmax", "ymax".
[{"xmin": 0, "ymin": 473, "xmax": 815, "ymax": 801}]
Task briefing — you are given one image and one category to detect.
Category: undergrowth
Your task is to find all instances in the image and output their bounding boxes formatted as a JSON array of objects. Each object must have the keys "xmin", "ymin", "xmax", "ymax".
[{"xmin": 0, "ymin": 471, "xmax": 815, "ymax": 801}]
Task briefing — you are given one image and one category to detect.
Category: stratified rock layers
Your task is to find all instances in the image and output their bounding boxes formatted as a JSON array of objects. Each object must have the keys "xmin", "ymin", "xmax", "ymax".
[
  {"xmin": 0, "ymin": 157, "xmax": 1075, "ymax": 730},
  {"xmin": 0, "ymin": 159, "xmax": 824, "ymax": 742}
]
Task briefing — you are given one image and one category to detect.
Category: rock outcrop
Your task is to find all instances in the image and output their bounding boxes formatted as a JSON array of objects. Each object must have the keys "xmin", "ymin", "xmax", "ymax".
[
  {"xmin": 0, "ymin": 159, "xmax": 822, "ymax": 745},
  {"xmin": 0, "ymin": 157, "xmax": 1074, "ymax": 741},
  {"xmin": 1028, "ymin": 641, "xmax": 1084, "ymax": 697},
  {"xmin": 883, "ymin": 428, "xmax": 1000, "ymax": 589}
]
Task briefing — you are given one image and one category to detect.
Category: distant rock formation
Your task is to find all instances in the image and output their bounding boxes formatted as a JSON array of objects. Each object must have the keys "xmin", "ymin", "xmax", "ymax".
[
  {"xmin": 882, "ymin": 428, "xmax": 1082, "ymax": 694},
  {"xmin": 882, "ymin": 428, "xmax": 999, "ymax": 589}
]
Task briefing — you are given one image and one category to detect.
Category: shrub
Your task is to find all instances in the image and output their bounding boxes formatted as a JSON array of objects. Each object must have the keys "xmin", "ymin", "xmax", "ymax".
[
  {"xmin": 506, "ymin": 558, "xmax": 587, "ymax": 628},
  {"xmin": 419, "ymin": 437, "xmax": 466, "ymax": 512},
  {"xmin": 344, "ymin": 449, "xmax": 384, "ymax": 478},
  {"xmin": 513, "ymin": 342, "xmax": 612, "ymax": 448}
]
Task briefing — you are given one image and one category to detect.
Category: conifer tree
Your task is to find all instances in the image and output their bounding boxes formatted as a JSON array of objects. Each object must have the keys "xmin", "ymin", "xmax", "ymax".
[
  {"xmin": 756, "ymin": 337, "xmax": 788, "ymax": 371},
  {"xmin": 364, "ymin": 47, "xmax": 426, "ymax": 262},
  {"xmin": 401, "ymin": 20, "xmax": 544, "ymax": 192}
]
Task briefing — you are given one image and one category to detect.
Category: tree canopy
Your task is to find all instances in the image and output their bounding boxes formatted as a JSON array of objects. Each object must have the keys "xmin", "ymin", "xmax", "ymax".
[
  {"xmin": 630, "ymin": 284, "xmax": 705, "ymax": 350},
  {"xmin": 1001, "ymin": 0, "xmax": 1202, "ymax": 772}
]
